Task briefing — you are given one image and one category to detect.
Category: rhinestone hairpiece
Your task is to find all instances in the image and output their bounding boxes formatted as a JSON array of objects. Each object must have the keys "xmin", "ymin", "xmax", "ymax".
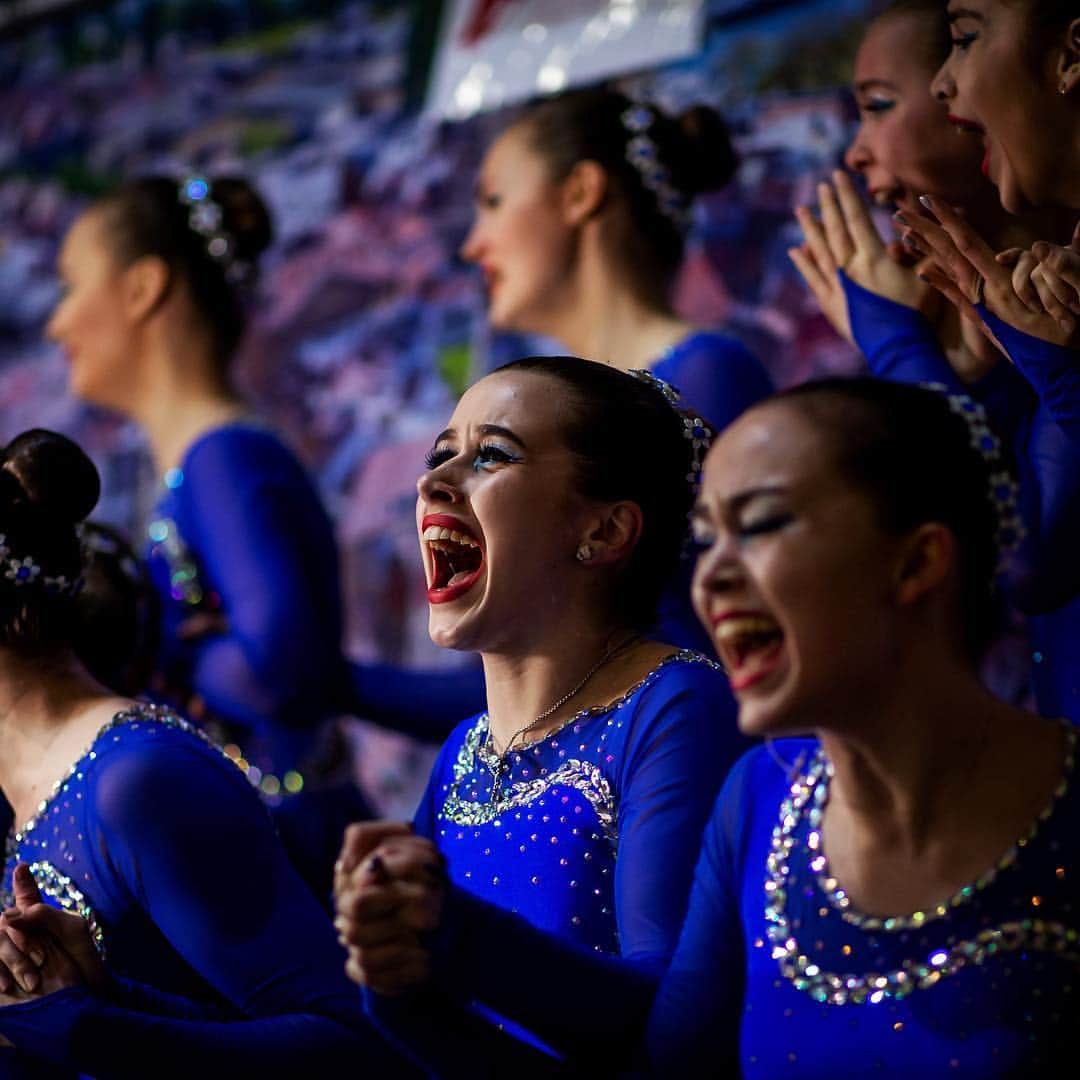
[
  {"xmin": 627, "ymin": 369, "xmax": 714, "ymax": 489},
  {"xmin": 619, "ymin": 104, "xmax": 691, "ymax": 230},
  {"xmin": 922, "ymin": 382, "xmax": 1025, "ymax": 567},
  {"xmin": 0, "ymin": 533, "xmax": 82, "ymax": 595},
  {"xmin": 177, "ymin": 175, "xmax": 252, "ymax": 286}
]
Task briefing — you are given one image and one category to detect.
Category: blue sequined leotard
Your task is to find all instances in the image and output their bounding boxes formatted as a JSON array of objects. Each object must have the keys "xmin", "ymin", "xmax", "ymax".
[
  {"xmin": 369, "ymin": 650, "xmax": 749, "ymax": 1072},
  {"xmin": 0, "ymin": 704, "xmax": 403, "ymax": 1076},
  {"xmin": 649, "ymin": 734, "xmax": 1080, "ymax": 1075}
]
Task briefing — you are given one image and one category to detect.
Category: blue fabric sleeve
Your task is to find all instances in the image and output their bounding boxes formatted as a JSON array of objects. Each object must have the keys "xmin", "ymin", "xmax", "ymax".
[
  {"xmin": 178, "ymin": 429, "xmax": 344, "ymax": 733},
  {"xmin": 840, "ymin": 271, "xmax": 966, "ymax": 391},
  {"xmin": 647, "ymin": 747, "xmax": 768, "ymax": 1075},
  {"xmin": 0, "ymin": 738, "xmax": 400, "ymax": 1074},
  {"xmin": 613, "ymin": 662, "xmax": 748, "ymax": 967},
  {"xmin": 347, "ymin": 659, "xmax": 486, "ymax": 743},
  {"xmin": 977, "ymin": 309, "xmax": 1080, "ymax": 442},
  {"xmin": 653, "ymin": 333, "xmax": 773, "ymax": 434}
]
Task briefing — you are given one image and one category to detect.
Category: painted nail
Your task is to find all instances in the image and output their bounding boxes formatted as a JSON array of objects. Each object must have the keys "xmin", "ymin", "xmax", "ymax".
[
  {"xmin": 29, "ymin": 950, "xmax": 44, "ymax": 967},
  {"xmin": 20, "ymin": 970, "xmax": 38, "ymax": 993},
  {"xmin": 918, "ymin": 195, "xmax": 934, "ymax": 210}
]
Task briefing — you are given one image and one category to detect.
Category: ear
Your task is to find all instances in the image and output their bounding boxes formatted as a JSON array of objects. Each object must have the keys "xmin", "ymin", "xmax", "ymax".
[
  {"xmin": 120, "ymin": 255, "xmax": 171, "ymax": 325},
  {"xmin": 892, "ymin": 522, "xmax": 956, "ymax": 609},
  {"xmin": 560, "ymin": 160, "xmax": 609, "ymax": 227},
  {"xmin": 1055, "ymin": 18, "xmax": 1080, "ymax": 94},
  {"xmin": 577, "ymin": 501, "xmax": 643, "ymax": 567}
]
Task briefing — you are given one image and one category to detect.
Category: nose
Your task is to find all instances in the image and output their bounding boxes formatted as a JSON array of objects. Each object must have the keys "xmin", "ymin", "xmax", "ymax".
[
  {"xmin": 692, "ymin": 532, "xmax": 745, "ymax": 599},
  {"xmin": 843, "ymin": 126, "xmax": 872, "ymax": 174},
  {"xmin": 417, "ymin": 463, "xmax": 463, "ymax": 506},
  {"xmin": 459, "ymin": 217, "xmax": 483, "ymax": 264},
  {"xmin": 930, "ymin": 59, "xmax": 955, "ymax": 104}
]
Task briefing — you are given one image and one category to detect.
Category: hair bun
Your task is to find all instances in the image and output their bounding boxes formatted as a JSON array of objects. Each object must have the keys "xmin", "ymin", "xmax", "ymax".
[
  {"xmin": 670, "ymin": 104, "xmax": 739, "ymax": 195},
  {"xmin": 2, "ymin": 429, "xmax": 100, "ymax": 525},
  {"xmin": 210, "ymin": 177, "xmax": 273, "ymax": 263}
]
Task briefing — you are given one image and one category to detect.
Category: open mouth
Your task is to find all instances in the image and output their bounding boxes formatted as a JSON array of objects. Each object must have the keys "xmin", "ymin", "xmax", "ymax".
[
  {"xmin": 712, "ymin": 613, "xmax": 786, "ymax": 692},
  {"xmin": 947, "ymin": 114, "xmax": 985, "ymax": 136},
  {"xmin": 422, "ymin": 514, "xmax": 485, "ymax": 604}
]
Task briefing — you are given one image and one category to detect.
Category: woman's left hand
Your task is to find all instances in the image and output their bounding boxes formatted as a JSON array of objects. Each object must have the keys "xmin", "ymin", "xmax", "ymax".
[{"xmin": 899, "ymin": 195, "xmax": 1079, "ymax": 347}]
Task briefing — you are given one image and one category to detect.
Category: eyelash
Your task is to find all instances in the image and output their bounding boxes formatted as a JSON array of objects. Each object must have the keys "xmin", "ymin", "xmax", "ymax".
[
  {"xmin": 950, "ymin": 31, "xmax": 977, "ymax": 51},
  {"xmin": 738, "ymin": 514, "xmax": 793, "ymax": 538},
  {"xmin": 423, "ymin": 443, "xmax": 520, "ymax": 471},
  {"xmin": 477, "ymin": 193, "xmax": 501, "ymax": 210},
  {"xmin": 861, "ymin": 99, "xmax": 895, "ymax": 114}
]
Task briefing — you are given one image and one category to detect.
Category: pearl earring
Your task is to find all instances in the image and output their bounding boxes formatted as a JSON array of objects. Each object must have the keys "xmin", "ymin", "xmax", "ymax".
[{"xmin": 576, "ymin": 544, "xmax": 593, "ymax": 563}]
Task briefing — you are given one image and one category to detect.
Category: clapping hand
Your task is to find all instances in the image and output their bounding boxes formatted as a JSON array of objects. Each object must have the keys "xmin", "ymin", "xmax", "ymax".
[
  {"xmin": 790, "ymin": 169, "xmax": 940, "ymax": 343},
  {"xmin": 333, "ymin": 822, "xmax": 446, "ymax": 997},
  {"xmin": 997, "ymin": 219, "xmax": 1080, "ymax": 329},
  {"xmin": 899, "ymin": 196, "xmax": 1079, "ymax": 348},
  {"xmin": 0, "ymin": 864, "xmax": 104, "ymax": 1011}
]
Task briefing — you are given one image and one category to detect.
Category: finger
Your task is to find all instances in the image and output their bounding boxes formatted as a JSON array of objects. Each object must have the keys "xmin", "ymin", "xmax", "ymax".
[
  {"xmin": 788, "ymin": 245, "xmax": 831, "ymax": 297},
  {"xmin": 918, "ymin": 265, "xmax": 979, "ymax": 323},
  {"xmin": 831, "ymin": 169, "xmax": 882, "ymax": 253},
  {"xmin": 1031, "ymin": 266, "xmax": 1078, "ymax": 336},
  {"xmin": 0, "ymin": 932, "xmax": 40, "ymax": 993},
  {"xmin": 995, "ymin": 247, "xmax": 1024, "ymax": 267},
  {"xmin": 901, "ymin": 217, "xmax": 982, "ymax": 301},
  {"xmin": 917, "ymin": 195, "xmax": 1002, "ymax": 282},
  {"xmin": 337, "ymin": 878, "xmax": 436, "ymax": 923},
  {"xmin": 794, "ymin": 205, "xmax": 839, "ymax": 277},
  {"xmin": 817, "ymin": 182, "xmax": 855, "ymax": 269},
  {"xmin": 12, "ymin": 865, "xmax": 43, "ymax": 911},
  {"xmin": 347, "ymin": 941, "xmax": 430, "ymax": 982},
  {"xmin": 5, "ymin": 904, "xmax": 103, "ymax": 988},
  {"xmin": 1037, "ymin": 245, "xmax": 1080, "ymax": 305},
  {"xmin": 335, "ymin": 914, "xmax": 414, "ymax": 950},
  {"xmin": 1032, "ymin": 263, "xmax": 1075, "ymax": 317},
  {"xmin": 1010, "ymin": 251, "xmax": 1045, "ymax": 313},
  {"xmin": 0, "ymin": 917, "xmax": 44, "ymax": 968},
  {"xmin": 361, "ymin": 959, "xmax": 433, "ymax": 998},
  {"xmin": 335, "ymin": 821, "xmax": 412, "ymax": 883}
]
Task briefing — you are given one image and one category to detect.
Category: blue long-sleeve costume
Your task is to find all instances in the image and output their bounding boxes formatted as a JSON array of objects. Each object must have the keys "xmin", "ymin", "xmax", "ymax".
[
  {"xmin": 649, "ymin": 736, "xmax": 1080, "ymax": 1075},
  {"xmin": 0, "ymin": 704, "xmax": 406, "ymax": 1077},
  {"xmin": 651, "ymin": 332, "xmax": 774, "ymax": 653},
  {"xmin": 840, "ymin": 275, "xmax": 1080, "ymax": 721},
  {"xmin": 368, "ymin": 651, "xmax": 748, "ymax": 1073}
]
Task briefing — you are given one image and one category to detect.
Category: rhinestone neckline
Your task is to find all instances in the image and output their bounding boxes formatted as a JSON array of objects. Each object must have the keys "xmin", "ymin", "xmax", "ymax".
[
  {"xmin": 765, "ymin": 722, "xmax": 1080, "ymax": 1005},
  {"xmin": 806, "ymin": 722, "xmax": 1077, "ymax": 932}
]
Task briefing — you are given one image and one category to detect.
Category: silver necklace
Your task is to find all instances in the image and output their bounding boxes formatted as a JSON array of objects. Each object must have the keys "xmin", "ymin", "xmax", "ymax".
[{"xmin": 484, "ymin": 632, "xmax": 639, "ymax": 802}]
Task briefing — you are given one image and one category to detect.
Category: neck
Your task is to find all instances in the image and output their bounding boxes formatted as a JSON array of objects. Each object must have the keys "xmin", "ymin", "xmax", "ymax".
[
  {"xmin": 535, "ymin": 240, "xmax": 692, "ymax": 370},
  {"xmin": 481, "ymin": 617, "xmax": 631, "ymax": 752},
  {"xmin": 123, "ymin": 330, "xmax": 245, "ymax": 474},
  {"xmin": 816, "ymin": 662, "xmax": 1022, "ymax": 853},
  {"xmin": 0, "ymin": 652, "xmax": 113, "ymax": 826}
]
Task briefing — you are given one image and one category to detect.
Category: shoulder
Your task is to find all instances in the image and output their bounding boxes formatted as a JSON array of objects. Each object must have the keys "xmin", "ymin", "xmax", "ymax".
[
  {"xmin": 88, "ymin": 708, "xmax": 256, "ymax": 826},
  {"xmin": 183, "ymin": 423, "xmax": 305, "ymax": 483},
  {"xmin": 659, "ymin": 331, "xmax": 767, "ymax": 380},
  {"xmin": 623, "ymin": 650, "xmax": 729, "ymax": 718}
]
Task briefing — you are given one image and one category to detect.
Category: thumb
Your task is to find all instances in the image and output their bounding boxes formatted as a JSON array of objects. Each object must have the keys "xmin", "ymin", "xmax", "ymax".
[
  {"xmin": 336, "ymin": 821, "xmax": 413, "ymax": 879},
  {"xmin": 12, "ymin": 864, "xmax": 43, "ymax": 910}
]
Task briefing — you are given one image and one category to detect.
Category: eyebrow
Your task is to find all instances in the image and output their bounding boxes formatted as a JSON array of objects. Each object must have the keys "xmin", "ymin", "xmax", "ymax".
[
  {"xmin": 854, "ymin": 79, "xmax": 898, "ymax": 94},
  {"xmin": 432, "ymin": 424, "xmax": 528, "ymax": 450},
  {"xmin": 946, "ymin": 7, "xmax": 984, "ymax": 22}
]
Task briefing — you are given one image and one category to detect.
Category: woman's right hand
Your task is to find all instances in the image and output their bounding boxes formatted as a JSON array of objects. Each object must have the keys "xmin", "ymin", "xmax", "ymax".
[
  {"xmin": 333, "ymin": 823, "xmax": 446, "ymax": 996},
  {"xmin": 790, "ymin": 170, "xmax": 940, "ymax": 343}
]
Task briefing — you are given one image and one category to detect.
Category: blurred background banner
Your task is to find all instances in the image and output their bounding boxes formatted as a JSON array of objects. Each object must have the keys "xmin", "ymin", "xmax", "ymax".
[
  {"xmin": 0, "ymin": 0, "xmax": 874, "ymax": 812},
  {"xmin": 426, "ymin": 0, "xmax": 706, "ymax": 120}
]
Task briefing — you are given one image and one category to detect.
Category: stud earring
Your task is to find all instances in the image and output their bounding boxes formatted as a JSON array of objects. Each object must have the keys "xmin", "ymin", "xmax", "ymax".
[{"xmin": 575, "ymin": 543, "xmax": 593, "ymax": 563}]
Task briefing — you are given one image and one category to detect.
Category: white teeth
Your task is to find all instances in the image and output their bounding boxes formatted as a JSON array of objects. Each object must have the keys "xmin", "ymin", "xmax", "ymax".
[
  {"xmin": 422, "ymin": 524, "xmax": 478, "ymax": 548},
  {"xmin": 715, "ymin": 617, "xmax": 780, "ymax": 641}
]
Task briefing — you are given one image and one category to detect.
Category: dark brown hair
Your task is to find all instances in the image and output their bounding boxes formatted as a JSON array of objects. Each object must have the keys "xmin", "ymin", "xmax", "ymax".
[
  {"xmin": 95, "ymin": 176, "xmax": 272, "ymax": 364},
  {"xmin": 518, "ymin": 87, "xmax": 738, "ymax": 306}
]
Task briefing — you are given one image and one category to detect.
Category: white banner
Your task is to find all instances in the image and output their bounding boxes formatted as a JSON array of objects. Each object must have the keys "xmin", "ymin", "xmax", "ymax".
[{"xmin": 426, "ymin": 0, "xmax": 707, "ymax": 120}]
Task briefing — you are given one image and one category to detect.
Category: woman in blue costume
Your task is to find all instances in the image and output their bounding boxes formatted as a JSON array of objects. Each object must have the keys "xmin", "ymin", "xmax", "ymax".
[
  {"xmin": 790, "ymin": 0, "xmax": 1080, "ymax": 720},
  {"xmin": 651, "ymin": 378, "xmax": 1079, "ymax": 1075},
  {"xmin": 460, "ymin": 87, "xmax": 773, "ymax": 651},
  {"xmin": 0, "ymin": 429, "xmax": 405, "ymax": 1077},
  {"xmin": 44, "ymin": 175, "xmax": 483, "ymax": 899},
  {"xmin": 334, "ymin": 356, "xmax": 749, "ymax": 1073}
]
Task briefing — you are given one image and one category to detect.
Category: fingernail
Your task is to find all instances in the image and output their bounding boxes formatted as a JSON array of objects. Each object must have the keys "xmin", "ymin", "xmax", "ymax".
[
  {"xmin": 893, "ymin": 212, "xmax": 908, "ymax": 225},
  {"xmin": 29, "ymin": 950, "xmax": 45, "ymax": 967},
  {"xmin": 1031, "ymin": 242, "xmax": 1051, "ymax": 259},
  {"xmin": 918, "ymin": 195, "xmax": 933, "ymax": 210},
  {"xmin": 21, "ymin": 971, "xmax": 38, "ymax": 992},
  {"xmin": 366, "ymin": 854, "xmax": 385, "ymax": 878}
]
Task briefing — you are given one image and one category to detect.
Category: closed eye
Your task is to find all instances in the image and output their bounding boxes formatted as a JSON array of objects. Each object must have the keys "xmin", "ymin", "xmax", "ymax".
[{"xmin": 738, "ymin": 513, "xmax": 793, "ymax": 538}]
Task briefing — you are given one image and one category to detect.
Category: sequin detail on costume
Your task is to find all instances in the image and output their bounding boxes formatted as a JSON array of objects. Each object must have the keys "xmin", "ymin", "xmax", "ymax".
[
  {"xmin": 2, "ymin": 702, "xmax": 245, "ymax": 958},
  {"xmin": 765, "ymin": 725, "xmax": 1080, "ymax": 1005}
]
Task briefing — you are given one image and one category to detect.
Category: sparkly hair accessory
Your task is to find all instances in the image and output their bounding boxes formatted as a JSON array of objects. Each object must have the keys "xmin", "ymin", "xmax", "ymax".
[
  {"xmin": 922, "ymin": 382, "xmax": 1025, "ymax": 566},
  {"xmin": 628, "ymin": 368, "xmax": 714, "ymax": 489},
  {"xmin": 177, "ymin": 176, "xmax": 252, "ymax": 286},
  {"xmin": 620, "ymin": 103, "xmax": 692, "ymax": 230},
  {"xmin": 0, "ymin": 533, "xmax": 82, "ymax": 595}
]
